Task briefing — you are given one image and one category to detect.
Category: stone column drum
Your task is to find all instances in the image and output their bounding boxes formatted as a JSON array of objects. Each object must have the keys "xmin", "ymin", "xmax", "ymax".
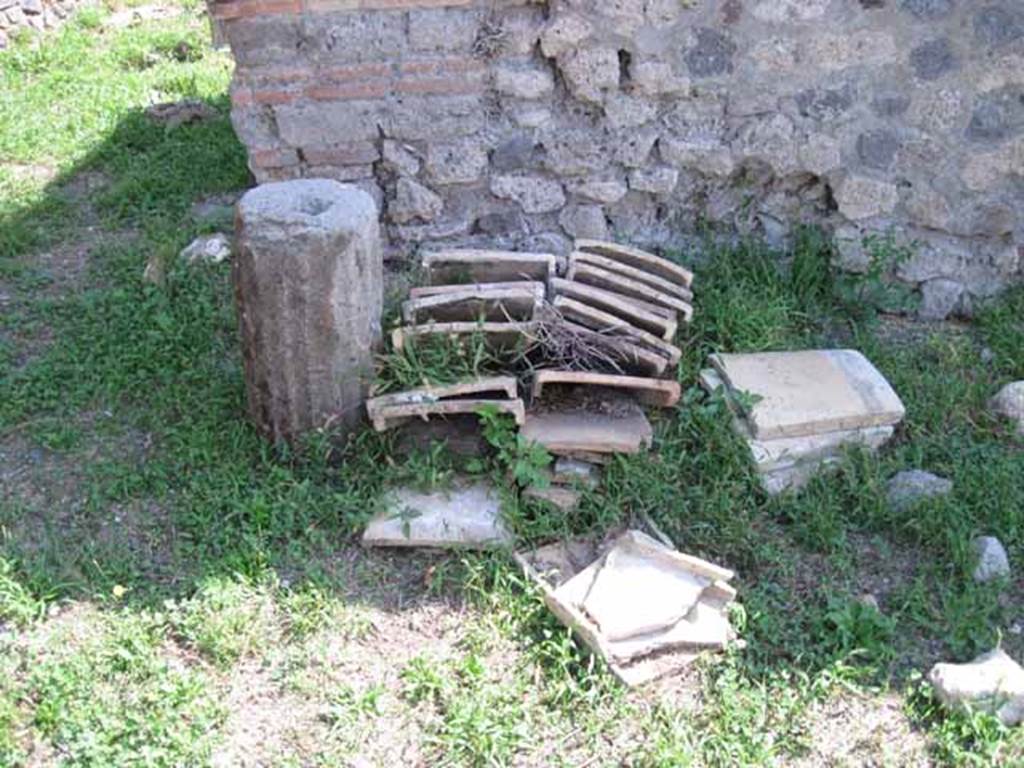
[{"xmin": 234, "ymin": 179, "xmax": 383, "ymax": 444}]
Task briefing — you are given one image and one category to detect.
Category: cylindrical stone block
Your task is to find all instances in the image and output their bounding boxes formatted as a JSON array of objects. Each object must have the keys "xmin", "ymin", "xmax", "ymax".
[{"xmin": 235, "ymin": 179, "xmax": 383, "ymax": 444}]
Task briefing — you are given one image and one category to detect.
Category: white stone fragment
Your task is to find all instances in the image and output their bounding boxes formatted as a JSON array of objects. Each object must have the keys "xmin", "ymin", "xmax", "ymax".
[
  {"xmin": 180, "ymin": 233, "xmax": 232, "ymax": 265},
  {"xmin": 929, "ymin": 649, "xmax": 1024, "ymax": 727}
]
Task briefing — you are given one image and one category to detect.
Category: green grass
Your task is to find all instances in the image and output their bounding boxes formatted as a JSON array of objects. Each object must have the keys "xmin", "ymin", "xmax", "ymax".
[{"xmin": 1, "ymin": 3, "xmax": 1023, "ymax": 766}]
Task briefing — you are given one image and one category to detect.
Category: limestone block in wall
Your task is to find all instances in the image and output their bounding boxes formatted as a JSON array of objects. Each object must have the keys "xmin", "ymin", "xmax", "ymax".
[{"xmin": 235, "ymin": 180, "xmax": 383, "ymax": 444}]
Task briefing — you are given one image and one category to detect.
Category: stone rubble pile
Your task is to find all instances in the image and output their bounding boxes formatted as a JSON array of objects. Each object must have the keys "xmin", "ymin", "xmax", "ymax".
[{"xmin": 699, "ymin": 349, "xmax": 906, "ymax": 494}]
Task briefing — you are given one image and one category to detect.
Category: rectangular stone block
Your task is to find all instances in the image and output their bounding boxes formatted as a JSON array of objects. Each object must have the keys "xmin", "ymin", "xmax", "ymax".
[{"xmin": 709, "ymin": 349, "xmax": 906, "ymax": 440}]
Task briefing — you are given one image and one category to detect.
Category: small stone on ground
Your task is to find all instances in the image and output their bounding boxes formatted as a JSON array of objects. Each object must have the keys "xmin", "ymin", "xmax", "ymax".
[
  {"xmin": 991, "ymin": 382, "xmax": 1024, "ymax": 435},
  {"xmin": 886, "ymin": 470, "xmax": 953, "ymax": 511},
  {"xmin": 973, "ymin": 536, "xmax": 1011, "ymax": 583}
]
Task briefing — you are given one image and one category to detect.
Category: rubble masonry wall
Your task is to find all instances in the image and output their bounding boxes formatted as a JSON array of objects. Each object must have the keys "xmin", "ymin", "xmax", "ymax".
[
  {"xmin": 215, "ymin": 0, "xmax": 1024, "ymax": 317},
  {"xmin": 0, "ymin": 0, "xmax": 81, "ymax": 48}
]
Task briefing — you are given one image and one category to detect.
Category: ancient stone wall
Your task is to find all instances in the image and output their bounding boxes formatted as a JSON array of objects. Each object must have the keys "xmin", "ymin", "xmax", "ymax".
[
  {"xmin": 0, "ymin": 0, "xmax": 82, "ymax": 48},
  {"xmin": 216, "ymin": 0, "xmax": 1024, "ymax": 318}
]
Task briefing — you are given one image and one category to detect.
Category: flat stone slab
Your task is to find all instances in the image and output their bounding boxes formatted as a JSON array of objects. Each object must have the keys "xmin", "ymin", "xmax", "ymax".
[
  {"xmin": 700, "ymin": 368, "xmax": 895, "ymax": 473},
  {"xmin": 422, "ymin": 249, "xmax": 556, "ymax": 285},
  {"xmin": 570, "ymin": 250, "xmax": 693, "ymax": 302},
  {"xmin": 363, "ymin": 480, "xmax": 512, "ymax": 549},
  {"xmin": 366, "ymin": 377, "xmax": 522, "ymax": 432},
  {"xmin": 533, "ymin": 370, "xmax": 681, "ymax": 408},
  {"xmin": 551, "ymin": 278, "xmax": 677, "ymax": 341},
  {"xmin": 555, "ymin": 297, "xmax": 681, "ymax": 366},
  {"xmin": 391, "ymin": 321, "xmax": 538, "ymax": 352},
  {"xmin": 575, "ymin": 239, "xmax": 694, "ymax": 289},
  {"xmin": 567, "ymin": 259, "xmax": 694, "ymax": 320},
  {"xmin": 515, "ymin": 530, "xmax": 736, "ymax": 687},
  {"xmin": 522, "ymin": 388, "xmax": 653, "ymax": 455},
  {"xmin": 709, "ymin": 350, "xmax": 905, "ymax": 440},
  {"xmin": 402, "ymin": 284, "xmax": 543, "ymax": 324}
]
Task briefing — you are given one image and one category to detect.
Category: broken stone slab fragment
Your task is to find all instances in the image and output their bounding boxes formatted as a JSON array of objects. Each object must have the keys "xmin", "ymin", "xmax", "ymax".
[
  {"xmin": 570, "ymin": 534, "xmax": 731, "ymax": 642},
  {"xmin": 401, "ymin": 284, "xmax": 544, "ymax": 324},
  {"xmin": 515, "ymin": 530, "xmax": 736, "ymax": 687},
  {"xmin": 391, "ymin": 321, "xmax": 538, "ymax": 353},
  {"xmin": 990, "ymin": 381, "xmax": 1024, "ymax": 436},
  {"xmin": 700, "ymin": 367, "xmax": 895, "ymax": 477},
  {"xmin": 363, "ymin": 481, "xmax": 512, "ymax": 550},
  {"xmin": 422, "ymin": 249, "xmax": 556, "ymax": 285},
  {"xmin": 180, "ymin": 233, "xmax": 232, "ymax": 265},
  {"xmin": 532, "ymin": 370, "xmax": 682, "ymax": 408},
  {"xmin": 928, "ymin": 649, "xmax": 1024, "ymax": 727},
  {"xmin": 554, "ymin": 296, "xmax": 681, "ymax": 366},
  {"xmin": 235, "ymin": 180, "xmax": 382, "ymax": 444},
  {"xmin": 567, "ymin": 259, "xmax": 694, "ymax": 320},
  {"xmin": 553, "ymin": 457, "xmax": 601, "ymax": 488},
  {"xmin": 522, "ymin": 388, "xmax": 653, "ymax": 456},
  {"xmin": 709, "ymin": 350, "xmax": 905, "ymax": 440},
  {"xmin": 886, "ymin": 470, "xmax": 953, "ymax": 511},
  {"xmin": 366, "ymin": 377, "xmax": 519, "ymax": 432},
  {"xmin": 570, "ymin": 250, "xmax": 694, "ymax": 302},
  {"xmin": 551, "ymin": 278, "xmax": 677, "ymax": 341},
  {"xmin": 575, "ymin": 239, "xmax": 694, "ymax": 289},
  {"xmin": 523, "ymin": 485, "xmax": 582, "ymax": 512},
  {"xmin": 973, "ymin": 536, "xmax": 1011, "ymax": 583}
]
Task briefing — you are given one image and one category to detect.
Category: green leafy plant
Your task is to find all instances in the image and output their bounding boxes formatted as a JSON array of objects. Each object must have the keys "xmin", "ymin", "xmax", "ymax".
[
  {"xmin": 834, "ymin": 233, "xmax": 918, "ymax": 319},
  {"xmin": 477, "ymin": 405, "xmax": 551, "ymax": 488}
]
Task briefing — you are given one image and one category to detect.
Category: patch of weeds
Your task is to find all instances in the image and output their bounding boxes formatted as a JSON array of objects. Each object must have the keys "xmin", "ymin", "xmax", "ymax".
[
  {"xmin": 815, "ymin": 596, "xmax": 897, "ymax": 666},
  {"xmin": 833, "ymin": 233, "xmax": 918, "ymax": 321},
  {"xmin": 478, "ymin": 406, "xmax": 550, "ymax": 488},
  {"xmin": 280, "ymin": 583, "xmax": 334, "ymax": 640},
  {"xmin": 172, "ymin": 575, "xmax": 277, "ymax": 666},
  {"xmin": 977, "ymin": 286, "xmax": 1024, "ymax": 379},
  {"xmin": 0, "ymin": 557, "xmax": 48, "ymax": 626},
  {"xmin": 402, "ymin": 651, "xmax": 531, "ymax": 767},
  {"xmin": 373, "ymin": 331, "xmax": 502, "ymax": 395},
  {"xmin": 907, "ymin": 677, "xmax": 1024, "ymax": 766},
  {"xmin": 26, "ymin": 610, "xmax": 224, "ymax": 766}
]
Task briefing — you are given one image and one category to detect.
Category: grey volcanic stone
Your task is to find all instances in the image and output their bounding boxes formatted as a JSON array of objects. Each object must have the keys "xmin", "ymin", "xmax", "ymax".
[
  {"xmin": 919, "ymin": 278, "xmax": 964, "ymax": 320},
  {"xmin": 235, "ymin": 180, "xmax": 383, "ymax": 444},
  {"xmin": 796, "ymin": 85, "xmax": 855, "ymax": 122},
  {"xmin": 910, "ymin": 38, "xmax": 958, "ymax": 81},
  {"xmin": 990, "ymin": 381, "xmax": 1024, "ymax": 435},
  {"xmin": 491, "ymin": 135, "xmax": 539, "ymax": 172},
  {"xmin": 974, "ymin": 6, "xmax": 1024, "ymax": 49},
  {"xmin": 972, "ymin": 536, "xmax": 1011, "ymax": 583},
  {"xmin": 886, "ymin": 470, "xmax": 953, "ymax": 511},
  {"xmin": 686, "ymin": 28, "xmax": 736, "ymax": 78},
  {"xmin": 901, "ymin": 0, "xmax": 955, "ymax": 19},
  {"xmin": 857, "ymin": 129, "xmax": 901, "ymax": 170},
  {"xmin": 967, "ymin": 86, "xmax": 1024, "ymax": 143},
  {"xmin": 873, "ymin": 92, "xmax": 911, "ymax": 117}
]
